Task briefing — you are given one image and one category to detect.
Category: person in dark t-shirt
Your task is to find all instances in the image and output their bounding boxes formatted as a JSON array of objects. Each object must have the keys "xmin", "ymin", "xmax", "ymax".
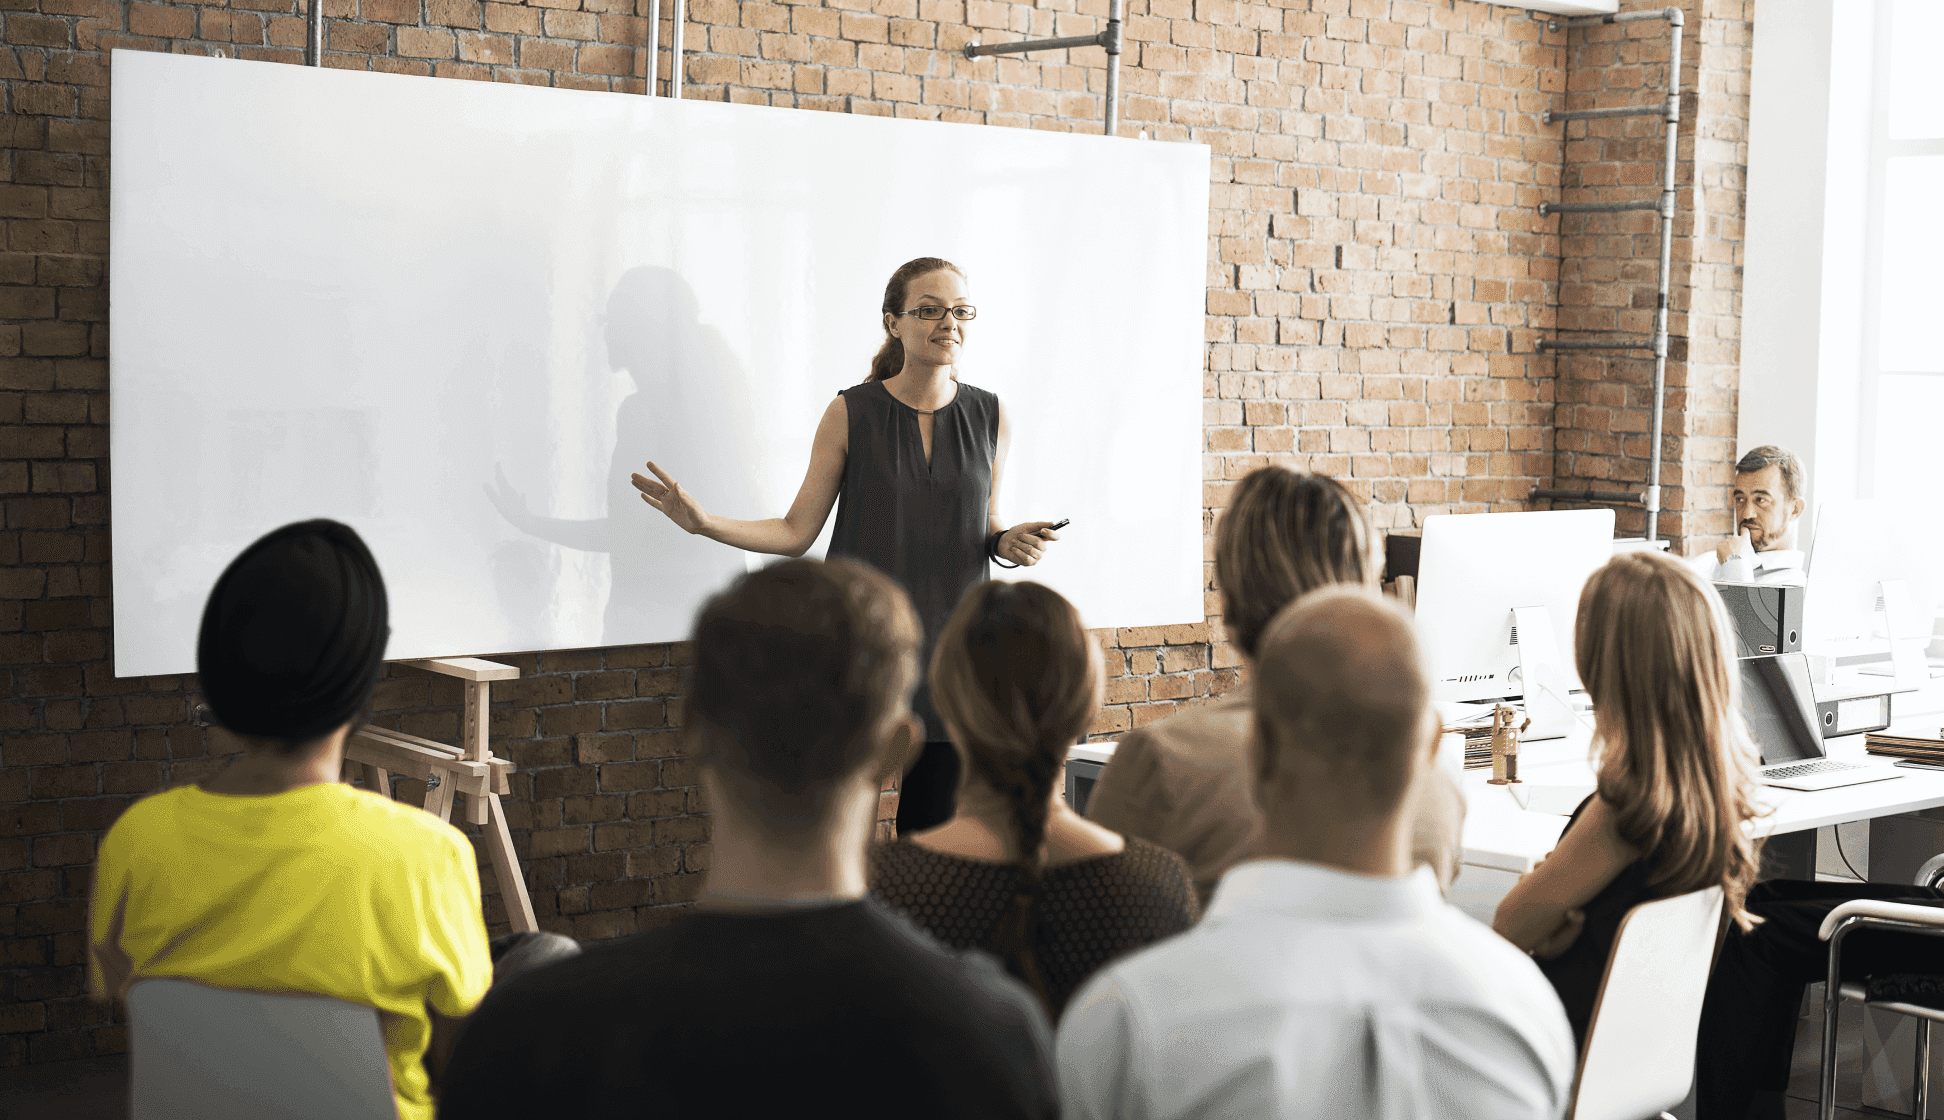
[{"xmin": 439, "ymin": 559, "xmax": 1056, "ymax": 1120}]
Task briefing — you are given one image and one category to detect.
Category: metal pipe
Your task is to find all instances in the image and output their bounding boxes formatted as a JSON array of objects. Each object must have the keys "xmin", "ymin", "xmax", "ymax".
[
  {"xmin": 1536, "ymin": 5, "xmax": 1682, "ymax": 541},
  {"xmin": 1564, "ymin": 6, "xmax": 1685, "ymax": 26},
  {"xmin": 307, "ymin": 0, "xmax": 322, "ymax": 66},
  {"xmin": 1102, "ymin": 0, "xmax": 1122, "ymax": 137},
  {"xmin": 645, "ymin": 0, "xmax": 660, "ymax": 95},
  {"xmin": 1540, "ymin": 199, "xmax": 1659, "ymax": 215},
  {"xmin": 1549, "ymin": 95, "xmax": 1678, "ymax": 124},
  {"xmin": 1529, "ymin": 487, "xmax": 1643, "ymax": 506},
  {"xmin": 670, "ymin": 0, "xmax": 684, "ymax": 99},
  {"xmin": 1644, "ymin": 10, "xmax": 1682, "ymax": 542},
  {"xmin": 964, "ymin": 0, "xmax": 1124, "ymax": 136},
  {"xmin": 1543, "ymin": 105, "xmax": 1662, "ymax": 123},
  {"xmin": 1538, "ymin": 337, "xmax": 1656, "ymax": 352},
  {"xmin": 965, "ymin": 32, "xmax": 1107, "ymax": 56}
]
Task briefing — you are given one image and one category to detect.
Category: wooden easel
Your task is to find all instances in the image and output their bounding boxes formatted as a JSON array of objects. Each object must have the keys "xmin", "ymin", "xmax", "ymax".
[{"xmin": 343, "ymin": 657, "xmax": 537, "ymax": 933}]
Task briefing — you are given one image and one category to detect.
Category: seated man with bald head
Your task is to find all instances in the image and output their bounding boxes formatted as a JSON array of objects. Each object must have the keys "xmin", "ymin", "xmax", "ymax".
[{"xmin": 1056, "ymin": 588, "xmax": 1576, "ymax": 1119}]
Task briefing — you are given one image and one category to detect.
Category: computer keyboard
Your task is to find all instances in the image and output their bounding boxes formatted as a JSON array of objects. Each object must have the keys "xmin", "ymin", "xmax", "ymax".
[{"xmin": 1763, "ymin": 758, "xmax": 1864, "ymax": 780}]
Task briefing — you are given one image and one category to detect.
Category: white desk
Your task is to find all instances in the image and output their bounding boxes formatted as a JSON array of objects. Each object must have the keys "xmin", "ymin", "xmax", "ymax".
[
  {"xmin": 1064, "ymin": 670, "xmax": 1944, "ymax": 925},
  {"xmin": 1450, "ymin": 668, "xmax": 1944, "ymax": 923}
]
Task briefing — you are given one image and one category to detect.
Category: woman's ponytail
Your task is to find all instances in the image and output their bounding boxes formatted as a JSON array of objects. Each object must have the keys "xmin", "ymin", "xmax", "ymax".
[{"xmin": 867, "ymin": 336, "xmax": 904, "ymax": 383}]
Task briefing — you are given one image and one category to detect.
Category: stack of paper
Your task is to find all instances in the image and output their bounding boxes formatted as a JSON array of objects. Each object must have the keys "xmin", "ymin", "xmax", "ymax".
[{"xmin": 1865, "ymin": 724, "xmax": 1944, "ymax": 763}]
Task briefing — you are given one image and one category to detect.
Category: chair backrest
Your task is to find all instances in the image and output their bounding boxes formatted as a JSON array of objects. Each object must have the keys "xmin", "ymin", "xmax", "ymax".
[
  {"xmin": 1568, "ymin": 886, "xmax": 1725, "ymax": 1120},
  {"xmin": 129, "ymin": 979, "xmax": 397, "ymax": 1120}
]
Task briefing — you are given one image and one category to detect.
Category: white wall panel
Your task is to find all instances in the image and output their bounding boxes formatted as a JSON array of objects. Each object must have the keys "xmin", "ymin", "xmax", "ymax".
[{"xmin": 109, "ymin": 51, "xmax": 1209, "ymax": 677}]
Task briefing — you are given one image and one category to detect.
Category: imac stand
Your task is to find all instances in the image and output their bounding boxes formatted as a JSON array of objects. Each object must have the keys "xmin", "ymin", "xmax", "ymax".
[
  {"xmin": 1511, "ymin": 606, "xmax": 1577, "ymax": 742},
  {"xmin": 1881, "ymin": 579, "xmax": 1930, "ymax": 690}
]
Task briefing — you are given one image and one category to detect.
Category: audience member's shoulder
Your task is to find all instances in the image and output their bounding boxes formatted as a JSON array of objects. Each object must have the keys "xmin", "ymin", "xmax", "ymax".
[
  {"xmin": 1114, "ymin": 835, "xmax": 1196, "ymax": 885},
  {"xmin": 868, "ymin": 836, "xmax": 930, "ymax": 877},
  {"xmin": 863, "ymin": 901, "xmax": 1047, "ymax": 1017},
  {"xmin": 101, "ymin": 784, "xmax": 196, "ymax": 844},
  {"xmin": 1131, "ymin": 689, "xmax": 1250, "ymax": 752},
  {"xmin": 325, "ymin": 783, "xmax": 475, "ymax": 864},
  {"xmin": 480, "ymin": 927, "xmax": 645, "ymax": 1013},
  {"xmin": 1416, "ymin": 894, "xmax": 1562, "ymax": 1007}
]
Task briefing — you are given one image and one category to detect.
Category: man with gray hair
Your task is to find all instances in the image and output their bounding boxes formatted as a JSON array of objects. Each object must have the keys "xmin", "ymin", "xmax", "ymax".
[
  {"xmin": 1056, "ymin": 587, "xmax": 1575, "ymax": 1119},
  {"xmin": 1691, "ymin": 444, "xmax": 1808, "ymax": 584}
]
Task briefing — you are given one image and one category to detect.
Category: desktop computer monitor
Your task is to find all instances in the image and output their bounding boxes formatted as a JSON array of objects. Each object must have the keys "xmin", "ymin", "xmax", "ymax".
[
  {"xmin": 1415, "ymin": 508, "xmax": 1615, "ymax": 705},
  {"xmin": 1803, "ymin": 498, "xmax": 1940, "ymax": 658}
]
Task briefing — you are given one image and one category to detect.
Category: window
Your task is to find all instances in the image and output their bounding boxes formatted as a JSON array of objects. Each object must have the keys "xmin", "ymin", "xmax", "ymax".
[{"xmin": 1861, "ymin": 1, "xmax": 1944, "ymax": 505}]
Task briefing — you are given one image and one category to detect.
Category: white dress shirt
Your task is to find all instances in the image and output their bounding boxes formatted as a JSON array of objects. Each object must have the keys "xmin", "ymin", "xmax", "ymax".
[
  {"xmin": 1056, "ymin": 859, "xmax": 1576, "ymax": 1120},
  {"xmin": 1685, "ymin": 547, "xmax": 1806, "ymax": 586}
]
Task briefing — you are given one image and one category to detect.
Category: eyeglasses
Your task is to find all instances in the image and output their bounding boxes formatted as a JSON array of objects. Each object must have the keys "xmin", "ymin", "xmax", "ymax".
[{"xmin": 894, "ymin": 305, "xmax": 977, "ymax": 321}]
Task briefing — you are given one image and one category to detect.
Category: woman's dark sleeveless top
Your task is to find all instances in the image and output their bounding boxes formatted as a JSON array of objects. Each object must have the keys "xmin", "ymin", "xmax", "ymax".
[
  {"xmin": 1538, "ymin": 793, "xmax": 1658, "ymax": 1052},
  {"xmin": 828, "ymin": 380, "xmax": 999, "ymax": 740}
]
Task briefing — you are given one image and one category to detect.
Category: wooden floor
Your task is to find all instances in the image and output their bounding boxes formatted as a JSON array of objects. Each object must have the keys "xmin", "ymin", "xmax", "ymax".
[{"xmin": 0, "ymin": 983, "xmax": 1927, "ymax": 1119}]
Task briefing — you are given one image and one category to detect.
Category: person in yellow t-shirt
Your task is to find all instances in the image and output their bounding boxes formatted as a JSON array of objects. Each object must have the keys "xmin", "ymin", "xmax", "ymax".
[{"xmin": 87, "ymin": 520, "xmax": 494, "ymax": 1120}]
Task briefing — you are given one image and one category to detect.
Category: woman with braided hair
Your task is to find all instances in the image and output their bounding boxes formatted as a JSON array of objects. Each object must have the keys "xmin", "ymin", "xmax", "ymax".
[{"xmin": 869, "ymin": 580, "xmax": 1198, "ymax": 1018}]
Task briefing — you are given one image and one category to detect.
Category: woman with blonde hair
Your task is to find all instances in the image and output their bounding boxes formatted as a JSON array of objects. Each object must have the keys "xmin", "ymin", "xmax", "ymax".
[
  {"xmin": 1493, "ymin": 548, "xmax": 1764, "ymax": 1050},
  {"xmin": 869, "ymin": 581, "xmax": 1198, "ymax": 1019}
]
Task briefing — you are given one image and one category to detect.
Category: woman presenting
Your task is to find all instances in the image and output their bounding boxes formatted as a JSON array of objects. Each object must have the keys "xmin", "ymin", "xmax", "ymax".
[{"xmin": 632, "ymin": 256, "xmax": 1061, "ymax": 834}]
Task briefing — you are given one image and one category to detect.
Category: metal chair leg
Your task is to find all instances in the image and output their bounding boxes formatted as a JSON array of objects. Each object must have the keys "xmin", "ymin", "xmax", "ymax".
[
  {"xmin": 1825, "ymin": 932, "xmax": 1850, "ymax": 1120},
  {"xmin": 1916, "ymin": 1018, "xmax": 1931, "ymax": 1119}
]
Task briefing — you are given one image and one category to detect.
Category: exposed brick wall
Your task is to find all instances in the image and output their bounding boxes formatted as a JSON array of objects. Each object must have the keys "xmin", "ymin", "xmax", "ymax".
[
  {"xmin": 0, "ymin": 0, "xmax": 1753, "ymax": 1065},
  {"xmin": 1543, "ymin": 0, "xmax": 1751, "ymax": 552}
]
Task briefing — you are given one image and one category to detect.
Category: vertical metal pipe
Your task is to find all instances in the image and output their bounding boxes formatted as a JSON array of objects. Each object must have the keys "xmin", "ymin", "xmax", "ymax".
[
  {"xmin": 645, "ymin": 0, "xmax": 660, "ymax": 95},
  {"xmin": 1643, "ymin": 8, "xmax": 1682, "ymax": 543},
  {"xmin": 307, "ymin": 0, "xmax": 323, "ymax": 66},
  {"xmin": 670, "ymin": 0, "xmax": 685, "ymax": 99},
  {"xmin": 1102, "ymin": 0, "xmax": 1123, "ymax": 136}
]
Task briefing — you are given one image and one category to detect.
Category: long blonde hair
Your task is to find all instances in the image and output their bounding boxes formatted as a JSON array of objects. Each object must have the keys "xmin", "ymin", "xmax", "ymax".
[
  {"xmin": 1576, "ymin": 550, "xmax": 1764, "ymax": 929},
  {"xmin": 930, "ymin": 580, "xmax": 1103, "ymax": 1014}
]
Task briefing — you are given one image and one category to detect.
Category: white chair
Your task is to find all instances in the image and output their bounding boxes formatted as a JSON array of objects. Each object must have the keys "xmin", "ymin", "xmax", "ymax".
[
  {"xmin": 129, "ymin": 979, "xmax": 397, "ymax": 1120},
  {"xmin": 1568, "ymin": 886, "xmax": 1726, "ymax": 1120},
  {"xmin": 1817, "ymin": 855, "xmax": 1944, "ymax": 1120}
]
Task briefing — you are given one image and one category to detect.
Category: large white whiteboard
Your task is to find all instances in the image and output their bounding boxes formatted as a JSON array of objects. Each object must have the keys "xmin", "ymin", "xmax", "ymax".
[{"xmin": 109, "ymin": 50, "xmax": 1209, "ymax": 678}]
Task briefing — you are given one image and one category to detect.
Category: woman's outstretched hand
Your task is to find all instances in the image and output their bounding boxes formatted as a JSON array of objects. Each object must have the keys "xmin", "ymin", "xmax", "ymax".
[
  {"xmin": 631, "ymin": 462, "xmax": 709, "ymax": 536},
  {"xmin": 997, "ymin": 521, "xmax": 1061, "ymax": 567}
]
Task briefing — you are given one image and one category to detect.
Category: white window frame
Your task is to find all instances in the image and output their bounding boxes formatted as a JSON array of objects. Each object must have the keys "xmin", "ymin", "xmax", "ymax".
[{"xmin": 1856, "ymin": 5, "xmax": 1944, "ymax": 497}]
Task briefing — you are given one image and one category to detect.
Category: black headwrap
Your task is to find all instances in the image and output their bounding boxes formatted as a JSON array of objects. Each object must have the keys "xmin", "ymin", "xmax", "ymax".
[{"xmin": 196, "ymin": 519, "xmax": 390, "ymax": 744}]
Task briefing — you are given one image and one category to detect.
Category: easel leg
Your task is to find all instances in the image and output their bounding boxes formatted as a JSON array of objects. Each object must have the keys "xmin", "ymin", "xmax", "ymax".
[{"xmin": 484, "ymin": 792, "xmax": 538, "ymax": 934}]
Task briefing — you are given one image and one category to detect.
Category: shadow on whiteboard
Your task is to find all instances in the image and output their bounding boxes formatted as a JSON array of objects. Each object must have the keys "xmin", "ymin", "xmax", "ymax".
[{"xmin": 485, "ymin": 267, "xmax": 758, "ymax": 646}]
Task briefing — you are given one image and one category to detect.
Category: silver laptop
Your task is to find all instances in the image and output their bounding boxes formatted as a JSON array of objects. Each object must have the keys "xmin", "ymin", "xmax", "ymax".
[{"xmin": 1742, "ymin": 654, "xmax": 1900, "ymax": 791}]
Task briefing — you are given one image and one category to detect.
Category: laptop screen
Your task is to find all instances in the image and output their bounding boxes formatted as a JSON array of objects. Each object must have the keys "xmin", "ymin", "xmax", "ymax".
[{"xmin": 1739, "ymin": 653, "xmax": 1825, "ymax": 766}]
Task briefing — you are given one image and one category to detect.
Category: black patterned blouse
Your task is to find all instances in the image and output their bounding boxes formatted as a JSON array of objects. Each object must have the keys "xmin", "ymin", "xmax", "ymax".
[{"xmin": 868, "ymin": 835, "xmax": 1200, "ymax": 1019}]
